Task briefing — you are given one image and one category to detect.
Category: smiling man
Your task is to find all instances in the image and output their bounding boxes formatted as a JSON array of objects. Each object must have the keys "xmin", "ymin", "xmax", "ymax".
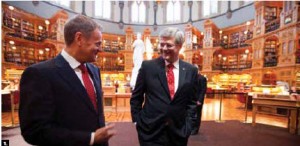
[
  {"xmin": 130, "ymin": 27, "xmax": 198, "ymax": 146},
  {"xmin": 19, "ymin": 15, "xmax": 116, "ymax": 146}
]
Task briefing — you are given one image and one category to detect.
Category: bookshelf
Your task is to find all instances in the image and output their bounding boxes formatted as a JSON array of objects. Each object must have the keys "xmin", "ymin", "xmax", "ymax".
[
  {"xmin": 221, "ymin": 35, "xmax": 229, "ymax": 49},
  {"xmin": 264, "ymin": 7, "xmax": 277, "ymax": 21},
  {"xmin": 21, "ymin": 47, "xmax": 35, "ymax": 66},
  {"xmin": 22, "ymin": 19, "xmax": 35, "ymax": 41},
  {"xmin": 1, "ymin": 3, "xmax": 67, "ymax": 78},
  {"xmin": 238, "ymin": 54, "xmax": 250, "ymax": 69},
  {"xmin": 96, "ymin": 52, "xmax": 125, "ymax": 71},
  {"xmin": 264, "ymin": 5, "xmax": 282, "ymax": 33},
  {"xmin": 239, "ymin": 31, "xmax": 253, "ymax": 47},
  {"xmin": 102, "ymin": 34, "xmax": 125, "ymax": 53},
  {"xmin": 263, "ymin": 39, "xmax": 278, "ymax": 67},
  {"xmin": 227, "ymin": 55, "xmax": 238, "ymax": 70},
  {"xmin": 36, "ymin": 25, "xmax": 47, "ymax": 42},
  {"xmin": 265, "ymin": 19, "xmax": 280, "ymax": 33},
  {"xmin": 3, "ymin": 40, "xmax": 56, "ymax": 66},
  {"xmin": 229, "ymin": 32, "xmax": 239, "ymax": 49}
]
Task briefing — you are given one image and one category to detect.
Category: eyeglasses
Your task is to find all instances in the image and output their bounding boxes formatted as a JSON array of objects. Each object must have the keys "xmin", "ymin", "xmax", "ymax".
[{"xmin": 159, "ymin": 43, "xmax": 175, "ymax": 49}]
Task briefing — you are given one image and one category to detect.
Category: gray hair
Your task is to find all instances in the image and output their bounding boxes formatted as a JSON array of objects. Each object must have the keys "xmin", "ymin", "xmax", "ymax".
[
  {"xmin": 64, "ymin": 15, "xmax": 102, "ymax": 46},
  {"xmin": 159, "ymin": 27, "xmax": 185, "ymax": 45}
]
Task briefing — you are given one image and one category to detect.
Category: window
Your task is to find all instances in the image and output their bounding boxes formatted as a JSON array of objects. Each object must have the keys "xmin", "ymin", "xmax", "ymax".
[
  {"xmin": 131, "ymin": 1, "xmax": 146, "ymax": 23},
  {"xmin": 203, "ymin": 0, "xmax": 218, "ymax": 17},
  {"xmin": 284, "ymin": 1, "xmax": 293, "ymax": 12},
  {"xmin": 166, "ymin": 0, "xmax": 181, "ymax": 22},
  {"xmin": 94, "ymin": 1, "xmax": 111, "ymax": 19},
  {"xmin": 53, "ymin": 0, "xmax": 70, "ymax": 8}
]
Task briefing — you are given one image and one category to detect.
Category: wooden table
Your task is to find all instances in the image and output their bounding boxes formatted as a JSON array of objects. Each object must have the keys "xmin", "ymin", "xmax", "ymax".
[
  {"xmin": 252, "ymin": 94, "xmax": 300, "ymax": 135},
  {"xmin": 115, "ymin": 93, "xmax": 131, "ymax": 112}
]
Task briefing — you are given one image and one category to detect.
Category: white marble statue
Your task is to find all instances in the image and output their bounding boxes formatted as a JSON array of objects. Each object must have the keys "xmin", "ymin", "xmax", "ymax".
[{"xmin": 130, "ymin": 33, "xmax": 145, "ymax": 89}]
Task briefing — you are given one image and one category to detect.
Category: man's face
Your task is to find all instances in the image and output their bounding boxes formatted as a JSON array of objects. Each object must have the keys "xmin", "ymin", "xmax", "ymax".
[
  {"xmin": 79, "ymin": 29, "xmax": 102, "ymax": 62},
  {"xmin": 159, "ymin": 37, "xmax": 181, "ymax": 63}
]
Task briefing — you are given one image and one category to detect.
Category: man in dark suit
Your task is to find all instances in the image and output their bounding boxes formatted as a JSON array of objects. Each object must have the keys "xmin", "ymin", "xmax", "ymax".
[
  {"xmin": 130, "ymin": 27, "xmax": 198, "ymax": 146},
  {"xmin": 191, "ymin": 74, "xmax": 207, "ymax": 135},
  {"xmin": 19, "ymin": 15, "xmax": 115, "ymax": 146}
]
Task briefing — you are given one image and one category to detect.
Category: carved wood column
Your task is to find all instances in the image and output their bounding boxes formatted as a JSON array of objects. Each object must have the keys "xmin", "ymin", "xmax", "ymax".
[
  {"xmin": 184, "ymin": 24, "xmax": 193, "ymax": 63},
  {"xmin": 120, "ymin": 27, "xmax": 134, "ymax": 72}
]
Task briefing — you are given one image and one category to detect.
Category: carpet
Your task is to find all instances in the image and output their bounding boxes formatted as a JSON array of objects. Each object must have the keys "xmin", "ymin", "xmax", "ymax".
[{"xmin": 2, "ymin": 121, "xmax": 300, "ymax": 146}]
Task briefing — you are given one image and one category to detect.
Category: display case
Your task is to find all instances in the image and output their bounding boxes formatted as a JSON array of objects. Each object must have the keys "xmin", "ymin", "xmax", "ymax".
[
  {"xmin": 101, "ymin": 72, "xmax": 131, "ymax": 93},
  {"xmin": 4, "ymin": 69, "xmax": 24, "ymax": 80},
  {"xmin": 211, "ymin": 74, "xmax": 252, "ymax": 89}
]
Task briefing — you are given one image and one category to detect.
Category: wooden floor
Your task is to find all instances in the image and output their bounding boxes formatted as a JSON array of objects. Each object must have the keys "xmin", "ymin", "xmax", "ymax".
[{"xmin": 2, "ymin": 96, "xmax": 288, "ymax": 128}]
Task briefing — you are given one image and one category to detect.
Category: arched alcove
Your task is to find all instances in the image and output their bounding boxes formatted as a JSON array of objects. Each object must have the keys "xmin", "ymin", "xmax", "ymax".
[{"xmin": 264, "ymin": 35, "xmax": 279, "ymax": 67}]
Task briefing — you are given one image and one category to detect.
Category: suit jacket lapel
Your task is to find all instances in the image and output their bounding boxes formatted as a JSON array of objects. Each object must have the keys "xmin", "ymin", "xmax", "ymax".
[
  {"xmin": 54, "ymin": 54, "xmax": 97, "ymax": 114},
  {"xmin": 157, "ymin": 57, "xmax": 171, "ymax": 101},
  {"xmin": 174, "ymin": 60, "xmax": 186, "ymax": 98},
  {"xmin": 86, "ymin": 64, "xmax": 103, "ymax": 113}
]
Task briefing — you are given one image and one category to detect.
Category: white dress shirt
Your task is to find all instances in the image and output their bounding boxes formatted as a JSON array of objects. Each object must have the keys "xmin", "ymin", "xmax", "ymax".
[
  {"xmin": 165, "ymin": 59, "xmax": 179, "ymax": 93},
  {"xmin": 61, "ymin": 49, "xmax": 95, "ymax": 145}
]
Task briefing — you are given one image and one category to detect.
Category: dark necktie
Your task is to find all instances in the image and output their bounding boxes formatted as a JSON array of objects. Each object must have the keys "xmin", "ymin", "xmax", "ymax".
[
  {"xmin": 79, "ymin": 64, "xmax": 98, "ymax": 111},
  {"xmin": 167, "ymin": 64, "xmax": 175, "ymax": 100}
]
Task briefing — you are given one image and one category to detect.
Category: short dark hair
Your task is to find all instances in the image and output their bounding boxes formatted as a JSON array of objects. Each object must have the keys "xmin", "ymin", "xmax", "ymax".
[{"xmin": 64, "ymin": 15, "xmax": 102, "ymax": 46}]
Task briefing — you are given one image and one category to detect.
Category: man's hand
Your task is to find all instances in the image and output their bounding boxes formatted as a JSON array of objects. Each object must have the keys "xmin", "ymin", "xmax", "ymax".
[{"xmin": 94, "ymin": 123, "xmax": 116, "ymax": 144}]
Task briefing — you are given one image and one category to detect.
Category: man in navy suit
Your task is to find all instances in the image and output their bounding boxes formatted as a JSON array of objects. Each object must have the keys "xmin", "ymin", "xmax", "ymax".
[
  {"xmin": 130, "ymin": 27, "xmax": 198, "ymax": 146},
  {"xmin": 19, "ymin": 15, "xmax": 115, "ymax": 146},
  {"xmin": 191, "ymin": 74, "xmax": 207, "ymax": 135}
]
